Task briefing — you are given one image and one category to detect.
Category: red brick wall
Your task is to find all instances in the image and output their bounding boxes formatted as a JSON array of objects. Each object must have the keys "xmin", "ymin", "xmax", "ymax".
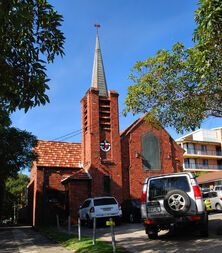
[
  {"xmin": 81, "ymin": 88, "xmax": 100, "ymax": 166},
  {"xmin": 32, "ymin": 168, "xmax": 44, "ymax": 226},
  {"xmin": 121, "ymin": 120, "xmax": 184, "ymax": 200},
  {"xmin": 44, "ymin": 168, "xmax": 76, "ymax": 190},
  {"xmin": 81, "ymin": 88, "xmax": 123, "ymax": 203},
  {"xmin": 30, "ymin": 167, "xmax": 79, "ymax": 226},
  {"xmin": 121, "ymin": 136, "xmax": 130, "ymax": 200},
  {"xmin": 108, "ymin": 91, "xmax": 123, "ymax": 202},
  {"xmin": 67, "ymin": 180, "xmax": 91, "ymax": 224}
]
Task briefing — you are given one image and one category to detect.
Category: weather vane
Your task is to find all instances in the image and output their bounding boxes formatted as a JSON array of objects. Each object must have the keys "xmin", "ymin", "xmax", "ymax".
[{"xmin": 94, "ymin": 23, "xmax": 101, "ymax": 32}]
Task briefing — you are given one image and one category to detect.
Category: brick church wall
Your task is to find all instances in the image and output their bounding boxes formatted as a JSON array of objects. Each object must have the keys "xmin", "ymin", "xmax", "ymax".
[
  {"xmin": 81, "ymin": 88, "xmax": 123, "ymax": 204},
  {"xmin": 121, "ymin": 120, "xmax": 184, "ymax": 200},
  {"xmin": 66, "ymin": 180, "xmax": 91, "ymax": 224},
  {"xmin": 30, "ymin": 166, "xmax": 80, "ymax": 226}
]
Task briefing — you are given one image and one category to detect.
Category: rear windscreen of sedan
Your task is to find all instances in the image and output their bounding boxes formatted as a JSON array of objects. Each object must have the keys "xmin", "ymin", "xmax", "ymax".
[
  {"xmin": 203, "ymin": 191, "xmax": 218, "ymax": 199},
  {"xmin": 149, "ymin": 176, "xmax": 190, "ymax": 200},
  {"xmin": 94, "ymin": 198, "xmax": 117, "ymax": 206}
]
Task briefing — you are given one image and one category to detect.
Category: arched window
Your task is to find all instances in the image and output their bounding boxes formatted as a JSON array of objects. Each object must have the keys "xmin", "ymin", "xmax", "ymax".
[{"xmin": 141, "ymin": 133, "xmax": 161, "ymax": 170}]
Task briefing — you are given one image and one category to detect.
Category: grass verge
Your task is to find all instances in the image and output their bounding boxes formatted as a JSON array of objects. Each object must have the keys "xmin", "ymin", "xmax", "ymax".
[{"xmin": 39, "ymin": 226, "xmax": 127, "ymax": 253}]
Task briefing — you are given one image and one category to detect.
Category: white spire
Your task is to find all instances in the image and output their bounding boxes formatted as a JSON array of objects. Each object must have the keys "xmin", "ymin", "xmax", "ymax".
[{"xmin": 91, "ymin": 24, "xmax": 108, "ymax": 96}]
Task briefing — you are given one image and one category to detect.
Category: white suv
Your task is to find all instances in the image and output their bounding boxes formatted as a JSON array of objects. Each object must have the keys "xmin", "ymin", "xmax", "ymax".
[
  {"xmin": 79, "ymin": 196, "xmax": 122, "ymax": 227},
  {"xmin": 141, "ymin": 172, "xmax": 208, "ymax": 239}
]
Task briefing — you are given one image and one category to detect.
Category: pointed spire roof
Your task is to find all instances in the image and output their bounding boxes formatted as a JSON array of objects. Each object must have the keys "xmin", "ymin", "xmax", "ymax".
[{"xmin": 91, "ymin": 24, "xmax": 108, "ymax": 96}]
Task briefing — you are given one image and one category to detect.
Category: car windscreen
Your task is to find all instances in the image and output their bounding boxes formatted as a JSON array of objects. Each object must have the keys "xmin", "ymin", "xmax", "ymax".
[
  {"xmin": 94, "ymin": 198, "xmax": 117, "ymax": 206},
  {"xmin": 149, "ymin": 176, "xmax": 190, "ymax": 200}
]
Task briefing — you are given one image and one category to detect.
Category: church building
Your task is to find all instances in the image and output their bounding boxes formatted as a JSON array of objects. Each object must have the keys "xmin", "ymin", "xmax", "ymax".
[{"xmin": 28, "ymin": 28, "xmax": 184, "ymax": 227}]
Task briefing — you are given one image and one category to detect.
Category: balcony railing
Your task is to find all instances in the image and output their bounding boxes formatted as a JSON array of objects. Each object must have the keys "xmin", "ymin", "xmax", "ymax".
[
  {"xmin": 184, "ymin": 163, "xmax": 222, "ymax": 170},
  {"xmin": 185, "ymin": 149, "xmax": 222, "ymax": 156}
]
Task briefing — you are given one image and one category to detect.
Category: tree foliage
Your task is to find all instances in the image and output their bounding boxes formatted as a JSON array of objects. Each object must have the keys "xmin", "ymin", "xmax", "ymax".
[
  {"xmin": 0, "ymin": 0, "xmax": 65, "ymax": 220},
  {"xmin": 124, "ymin": 0, "xmax": 222, "ymax": 133},
  {"xmin": 2, "ymin": 174, "xmax": 29, "ymax": 222},
  {"xmin": 0, "ymin": 127, "xmax": 37, "ymax": 181},
  {"xmin": 0, "ymin": 127, "xmax": 37, "ymax": 219},
  {"xmin": 0, "ymin": 0, "xmax": 65, "ymax": 114},
  {"xmin": 5, "ymin": 174, "xmax": 29, "ymax": 199}
]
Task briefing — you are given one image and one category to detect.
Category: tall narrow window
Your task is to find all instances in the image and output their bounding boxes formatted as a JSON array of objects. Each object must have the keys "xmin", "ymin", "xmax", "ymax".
[
  {"xmin": 104, "ymin": 175, "xmax": 111, "ymax": 194},
  {"xmin": 142, "ymin": 133, "xmax": 161, "ymax": 170}
]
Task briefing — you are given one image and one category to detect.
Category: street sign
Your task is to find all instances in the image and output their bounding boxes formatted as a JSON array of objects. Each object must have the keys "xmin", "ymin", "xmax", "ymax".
[{"xmin": 106, "ymin": 220, "xmax": 115, "ymax": 226}]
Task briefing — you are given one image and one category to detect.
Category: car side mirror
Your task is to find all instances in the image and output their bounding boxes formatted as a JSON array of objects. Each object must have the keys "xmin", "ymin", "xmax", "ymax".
[{"xmin": 79, "ymin": 205, "xmax": 82, "ymax": 209}]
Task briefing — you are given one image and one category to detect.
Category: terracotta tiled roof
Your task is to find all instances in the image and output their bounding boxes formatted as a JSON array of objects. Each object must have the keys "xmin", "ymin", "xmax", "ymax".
[
  {"xmin": 61, "ymin": 169, "xmax": 92, "ymax": 184},
  {"xmin": 35, "ymin": 140, "xmax": 82, "ymax": 168},
  {"xmin": 196, "ymin": 171, "xmax": 222, "ymax": 184}
]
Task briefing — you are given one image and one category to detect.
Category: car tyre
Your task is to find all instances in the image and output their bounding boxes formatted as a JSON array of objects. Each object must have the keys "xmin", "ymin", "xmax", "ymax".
[
  {"xmin": 164, "ymin": 189, "xmax": 191, "ymax": 216},
  {"xmin": 215, "ymin": 203, "xmax": 222, "ymax": 211},
  {"xmin": 199, "ymin": 212, "xmax": 209, "ymax": 237},
  {"xmin": 148, "ymin": 232, "xmax": 158, "ymax": 240},
  {"xmin": 113, "ymin": 217, "xmax": 121, "ymax": 226},
  {"xmin": 147, "ymin": 229, "xmax": 158, "ymax": 240},
  {"xmin": 146, "ymin": 225, "xmax": 158, "ymax": 240},
  {"xmin": 86, "ymin": 216, "xmax": 93, "ymax": 228},
  {"xmin": 80, "ymin": 219, "xmax": 85, "ymax": 226}
]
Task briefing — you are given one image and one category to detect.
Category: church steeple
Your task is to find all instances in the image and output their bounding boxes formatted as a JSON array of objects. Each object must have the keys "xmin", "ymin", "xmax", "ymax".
[{"xmin": 91, "ymin": 24, "xmax": 108, "ymax": 97}]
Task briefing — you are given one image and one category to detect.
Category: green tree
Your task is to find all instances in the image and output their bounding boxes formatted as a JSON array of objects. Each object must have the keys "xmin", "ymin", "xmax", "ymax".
[
  {"xmin": 0, "ymin": 0, "xmax": 65, "ymax": 115},
  {"xmin": 0, "ymin": 127, "xmax": 37, "ymax": 220},
  {"xmin": 124, "ymin": 0, "xmax": 222, "ymax": 133},
  {"xmin": 0, "ymin": 0, "xmax": 65, "ymax": 219},
  {"xmin": 2, "ymin": 174, "xmax": 29, "ymax": 223}
]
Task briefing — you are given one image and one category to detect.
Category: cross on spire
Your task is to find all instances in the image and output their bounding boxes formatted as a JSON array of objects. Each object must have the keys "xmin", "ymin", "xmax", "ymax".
[{"xmin": 94, "ymin": 23, "xmax": 101, "ymax": 32}]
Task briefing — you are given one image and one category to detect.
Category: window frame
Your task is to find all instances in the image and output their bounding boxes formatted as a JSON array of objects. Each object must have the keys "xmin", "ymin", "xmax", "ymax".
[{"xmin": 141, "ymin": 132, "xmax": 161, "ymax": 171}]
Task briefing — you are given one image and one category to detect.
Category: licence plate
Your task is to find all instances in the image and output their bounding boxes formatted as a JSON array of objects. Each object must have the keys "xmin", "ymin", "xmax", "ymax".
[
  {"xmin": 102, "ymin": 208, "xmax": 111, "ymax": 211},
  {"xmin": 148, "ymin": 207, "xmax": 161, "ymax": 213}
]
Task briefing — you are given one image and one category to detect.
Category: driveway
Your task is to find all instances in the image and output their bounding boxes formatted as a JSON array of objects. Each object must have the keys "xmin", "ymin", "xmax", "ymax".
[
  {"xmin": 0, "ymin": 226, "xmax": 72, "ymax": 253},
  {"xmin": 74, "ymin": 212, "xmax": 222, "ymax": 253},
  {"xmin": 1, "ymin": 213, "xmax": 222, "ymax": 253}
]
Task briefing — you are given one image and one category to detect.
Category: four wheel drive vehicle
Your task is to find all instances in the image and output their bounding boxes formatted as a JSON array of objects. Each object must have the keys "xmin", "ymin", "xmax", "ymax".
[
  {"xmin": 141, "ymin": 172, "xmax": 208, "ymax": 239},
  {"xmin": 78, "ymin": 196, "xmax": 122, "ymax": 227},
  {"xmin": 202, "ymin": 191, "xmax": 222, "ymax": 211},
  {"xmin": 121, "ymin": 199, "xmax": 141, "ymax": 223}
]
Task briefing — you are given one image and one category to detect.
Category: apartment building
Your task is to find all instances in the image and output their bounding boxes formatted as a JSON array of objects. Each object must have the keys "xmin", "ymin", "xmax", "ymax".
[{"xmin": 176, "ymin": 128, "xmax": 222, "ymax": 172}]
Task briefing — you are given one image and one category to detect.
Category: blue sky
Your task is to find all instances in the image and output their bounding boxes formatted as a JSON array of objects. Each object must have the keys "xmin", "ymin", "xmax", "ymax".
[{"xmin": 11, "ymin": 0, "xmax": 222, "ymax": 143}]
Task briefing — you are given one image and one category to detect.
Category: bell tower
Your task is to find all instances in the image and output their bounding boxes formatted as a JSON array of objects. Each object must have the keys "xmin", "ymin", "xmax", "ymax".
[{"xmin": 81, "ymin": 25, "xmax": 122, "ymax": 201}]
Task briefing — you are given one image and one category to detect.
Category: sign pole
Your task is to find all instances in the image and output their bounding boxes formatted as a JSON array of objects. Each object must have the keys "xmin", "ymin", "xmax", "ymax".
[
  {"xmin": 110, "ymin": 218, "xmax": 116, "ymax": 253},
  {"xmin": 92, "ymin": 217, "xmax": 96, "ymax": 245},
  {"xmin": 78, "ymin": 217, "xmax": 81, "ymax": 241},
  {"xmin": 56, "ymin": 215, "xmax": 60, "ymax": 230},
  {"xmin": 68, "ymin": 216, "xmax": 71, "ymax": 235}
]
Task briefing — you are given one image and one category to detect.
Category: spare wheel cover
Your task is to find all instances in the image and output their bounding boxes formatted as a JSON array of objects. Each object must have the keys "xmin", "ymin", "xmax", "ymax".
[{"xmin": 164, "ymin": 189, "xmax": 191, "ymax": 215}]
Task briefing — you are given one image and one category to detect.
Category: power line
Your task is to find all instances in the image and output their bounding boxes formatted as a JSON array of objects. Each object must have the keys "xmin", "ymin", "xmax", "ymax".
[
  {"xmin": 52, "ymin": 129, "xmax": 83, "ymax": 141},
  {"xmin": 51, "ymin": 111, "xmax": 125, "ymax": 142}
]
